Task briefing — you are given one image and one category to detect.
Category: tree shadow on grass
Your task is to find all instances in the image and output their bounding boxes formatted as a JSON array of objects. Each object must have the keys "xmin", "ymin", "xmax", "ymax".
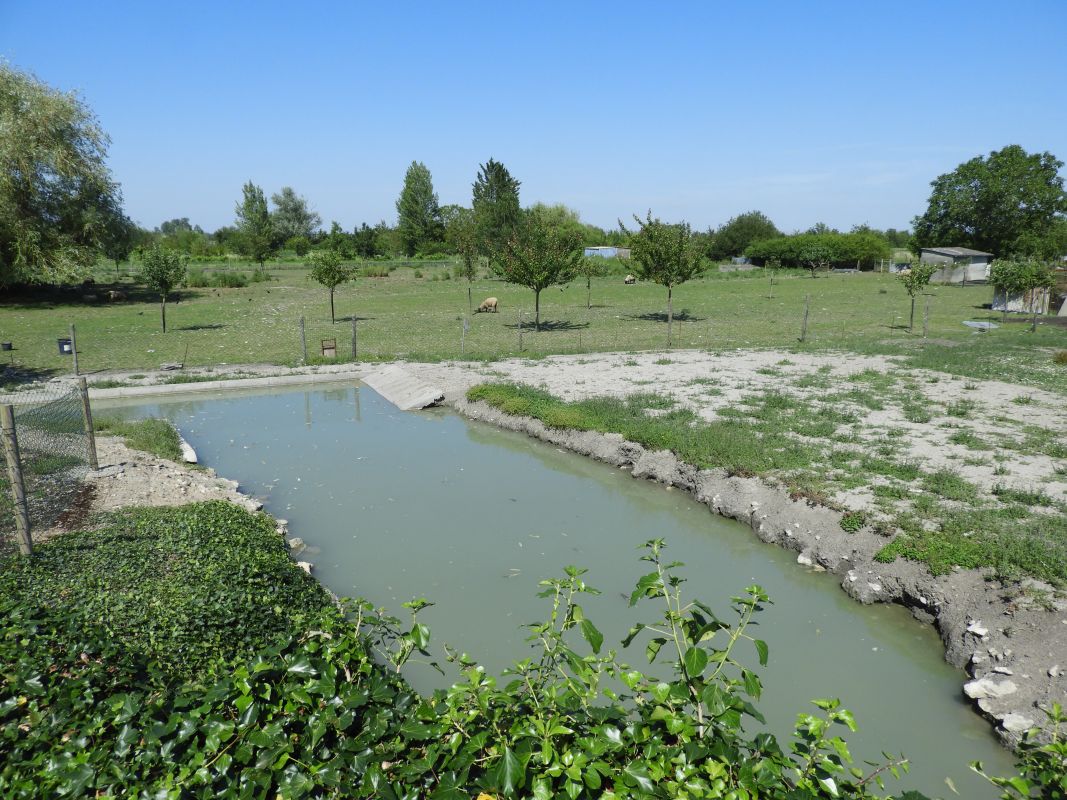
[
  {"xmin": 0, "ymin": 365, "xmax": 59, "ymax": 389},
  {"xmin": 624, "ymin": 309, "xmax": 706, "ymax": 323},
  {"xmin": 337, "ymin": 314, "xmax": 375, "ymax": 323},
  {"xmin": 503, "ymin": 319, "xmax": 590, "ymax": 332},
  {"xmin": 177, "ymin": 323, "xmax": 227, "ymax": 331}
]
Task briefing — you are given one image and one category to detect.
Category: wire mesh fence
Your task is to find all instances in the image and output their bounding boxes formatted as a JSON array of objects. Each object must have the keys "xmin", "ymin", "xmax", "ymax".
[{"xmin": 0, "ymin": 384, "xmax": 94, "ymax": 555}]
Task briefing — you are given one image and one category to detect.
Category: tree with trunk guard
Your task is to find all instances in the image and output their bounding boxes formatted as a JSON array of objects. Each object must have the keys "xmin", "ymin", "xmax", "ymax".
[
  {"xmin": 627, "ymin": 211, "xmax": 704, "ymax": 347},
  {"xmin": 307, "ymin": 249, "xmax": 356, "ymax": 323},
  {"xmin": 496, "ymin": 212, "xmax": 582, "ymax": 331},
  {"xmin": 139, "ymin": 245, "xmax": 187, "ymax": 333}
]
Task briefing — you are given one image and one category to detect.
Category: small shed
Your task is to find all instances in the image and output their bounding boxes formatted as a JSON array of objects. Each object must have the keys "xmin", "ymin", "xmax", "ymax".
[
  {"xmin": 920, "ymin": 247, "xmax": 994, "ymax": 285},
  {"xmin": 584, "ymin": 246, "xmax": 631, "ymax": 259}
]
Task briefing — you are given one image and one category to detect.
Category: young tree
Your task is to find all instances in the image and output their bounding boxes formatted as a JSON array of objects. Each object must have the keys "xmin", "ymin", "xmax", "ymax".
[
  {"xmin": 472, "ymin": 158, "xmax": 521, "ymax": 260},
  {"xmin": 576, "ymin": 256, "xmax": 609, "ymax": 309},
  {"xmin": 286, "ymin": 236, "xmax": 311, "ymax": 257},
  {"xmin": 140, "ymin": 244, "xmax": 187, "ymax": 333},
  {"xmin": 444, "ymin": 206, "xmax": 479, "ymax": 314},
  {"xmin": 395, "ymin": 161, "xmax": 442, "ymax": 257},
  {"xmin": 989, "ymin": 258, "xmax": 1056, "ymax": 331},
  {"xmin": 307, "ymin": 249, "xmax": 356, "ymax": 323},
  {"xmin": 627, "ymin": 211, "xmax": 705, "ymax": 346},
  {"xmin": 799, "ymin": 242, "xmax": 832, "ymax": 278},
  {"xmin": 496, "ymin": 212, "xmax": 582, "ymax": 331},
  {"xmin": 271, "ymin": 187, "xmax": 321, "ymax": 242},
  {"xmin": 898, "ymin": 262, "xmax": 937, "ymax": 331},
  {"xmin": 0, "ymin": 63, "xmax": 126, "ymax": 286},
  {"xmin": 234, "ymin": 181, "xmax": 276, "ymax": 264},
  {"xmin": 913, "ymin": 145, "xmax": 1067, "ymax": 257}
]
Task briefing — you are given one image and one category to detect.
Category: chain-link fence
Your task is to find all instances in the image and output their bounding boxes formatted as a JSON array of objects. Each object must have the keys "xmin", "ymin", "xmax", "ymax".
[{"xmin": 0, "ymin": 383, "xmax": 95, "ymax": 555}]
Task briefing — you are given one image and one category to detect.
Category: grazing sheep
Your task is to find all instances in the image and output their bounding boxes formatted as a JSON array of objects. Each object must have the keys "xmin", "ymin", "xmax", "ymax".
[
  {"xmin": 476, "ymin": 297, "xmax": 499, "ymax": 313},
  {"xmin": 624, "ymin": 274, "xmax": 636, "ymax": 284},
  {"xmin": 106, "ymin": 290, "xmax": 128, "ymax": 302}
]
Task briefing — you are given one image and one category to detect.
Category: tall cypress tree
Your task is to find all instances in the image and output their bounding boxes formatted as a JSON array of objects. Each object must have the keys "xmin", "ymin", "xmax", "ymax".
[
  {"xmin": 395, "ymin": 161, "xmax": 442, "ymax": 257},
  {"xmin": 471, "ymin": 158, "xmax": 521, "ymax": 259}
]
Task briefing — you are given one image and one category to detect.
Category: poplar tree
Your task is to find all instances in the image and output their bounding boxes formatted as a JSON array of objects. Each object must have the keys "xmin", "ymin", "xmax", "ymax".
[
  {"xmin": 395, "ymin": 161, "xmax": 442, "ymax": 257},
  {"xmin": 234, "ymin": 181, "xmax": 276, "ymax": 264}
]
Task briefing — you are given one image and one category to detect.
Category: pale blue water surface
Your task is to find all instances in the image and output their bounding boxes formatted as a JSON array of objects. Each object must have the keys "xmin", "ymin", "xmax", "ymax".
[{"xmin": 100, "ymin": 383, "xmax": 1015, "ymax": 797}]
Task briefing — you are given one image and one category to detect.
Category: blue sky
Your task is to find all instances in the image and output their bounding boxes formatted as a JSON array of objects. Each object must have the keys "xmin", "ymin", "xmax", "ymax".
[{"xmin": 3, "ymin": 1, "xmax": 1065, "ymax": 234}]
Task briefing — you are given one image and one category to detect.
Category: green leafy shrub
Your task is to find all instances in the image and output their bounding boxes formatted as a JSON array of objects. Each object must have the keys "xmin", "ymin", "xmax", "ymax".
[
  {"xmin": 0, "ymin": 502, "xmax": 329, "ymax": 677},
  {"xmin": 840, "ymin": 510, "xmax": 868, "ymax": 532}
]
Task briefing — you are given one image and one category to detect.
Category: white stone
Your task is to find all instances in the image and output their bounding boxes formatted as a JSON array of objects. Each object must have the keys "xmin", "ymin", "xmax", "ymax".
[
  {"xmin": 296, "ymin": 561, "xmax": 313, "ymax": 575},
  {"xmin": 1000, "ymin": 713, "xmax": 1036, "ymax": 734},
  {"xmin": 964, "ymin": 678, "xmax": 1018, "ymax": 700},
  {"xmin": 967, "ymin": 621, "xmax": 989, "ymax": 638},
  {"xmin": 797, "ymin": 552, "xmax": 813, "ymax": 567},
  {"xmin": 993, "ymin": 667, "xmax": 1014, "ymax": 675},
  {"xmin": 1050, "ymin": 665, "xmax": 1061, "ymax": 678},
  {"xmin": 868, "ymin": 583, "xmax": 882, "ymax": 593}
]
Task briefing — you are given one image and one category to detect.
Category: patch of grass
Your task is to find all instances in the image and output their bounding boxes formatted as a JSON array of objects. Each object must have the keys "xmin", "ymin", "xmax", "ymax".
[
  {"xmin": 23, "ymin": 453, "xmax": 83, "ymax": 475},
  {"xmin": 653, "ymin": 358, "xmax": 673, "ymax": 365},
  {"xmin": 94, "ymin": 417, "xmax": 183, "ymax": 461},
  {"xmin": 949, "ymin": 429, "xmax": 992, "ymax": 450},
  {"xmin": 872, "ymin": 482, "xmax": 910, "ymax": 499},
  {"xmin": 992, "ymin": 485, "xmax": 1054, "ymax": 507},
  {"xmin": 920, "ymin": 469, "xmax": 979, "ymax": 503},
  {"xmin": 861, "ymin": 457, "xmax": 920, "ymax": 481},
  {"xmin": 467, "ymin": 383, "xmax": 817, "ymax": 476},
  {"xmin": 945, "ymin": 399, "xmax": 977, "ymax": 418},
  {"xmin": 1012, "ymin": 394, "xmax": 1034, "ymax": 405},
  {"xmin": 840, "ymin": 510, "xmax": 867, "ymax": 533},
  {"xmin": 902, "ymin": 402, "xmax": 933, "ymax": 424},
  {"xmin": 1054, "ymin": 349, "xmax": 1067, "ymax": 365}
]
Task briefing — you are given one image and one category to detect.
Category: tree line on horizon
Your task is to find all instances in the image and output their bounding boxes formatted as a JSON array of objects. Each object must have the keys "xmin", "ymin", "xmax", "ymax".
[{"xmin": 3, "ymin": 61, "xmax": 1066, "ymax": 293}]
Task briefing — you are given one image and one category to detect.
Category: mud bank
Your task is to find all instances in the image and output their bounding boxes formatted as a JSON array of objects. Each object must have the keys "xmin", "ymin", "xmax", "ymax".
[{"xmin": 455, "ymin": 396, "xmax": 1067, "ymax": 746}]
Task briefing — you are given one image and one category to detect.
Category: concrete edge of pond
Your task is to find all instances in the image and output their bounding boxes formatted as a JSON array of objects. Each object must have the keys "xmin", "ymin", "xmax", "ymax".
[
  {"xmin": 453, "ymin": 396, "xmax": 1067, "ymax": 749},
  {"xmin": 87, "ymin": 367, "xmax": 369, "ymax": 400}
]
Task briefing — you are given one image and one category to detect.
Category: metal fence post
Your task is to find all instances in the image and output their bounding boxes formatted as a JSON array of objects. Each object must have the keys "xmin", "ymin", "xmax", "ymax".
[
  {"xmin": 299, "ymin": 316, "xmax": 308, "ymax": 365},
  {"xmin": 923, "ymin": 296, "xmax": 930, "ymax": 339},
  {"xmin": 351, "ymin": 316, "xmax": 358, "ymax": 361},
  {"xmin": 800, "ymin": 294, "xmax": 810, "ymax": 342},
  {"xmin": 1, "ymin": 405, "xmax": 33, "ymax": 556},
  {"xmin": 70, "ymin": 323, "xmax": 79, "ymax": 376},
  {"xmin": 77, "ymin": 377, "xmax": 99, "ymax": 470}
]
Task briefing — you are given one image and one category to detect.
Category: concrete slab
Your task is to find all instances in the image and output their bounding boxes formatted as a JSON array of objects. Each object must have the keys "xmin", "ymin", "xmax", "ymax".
[{"xmin": 362, "ymin": 364, "xmax": 444, "ymax": 410}]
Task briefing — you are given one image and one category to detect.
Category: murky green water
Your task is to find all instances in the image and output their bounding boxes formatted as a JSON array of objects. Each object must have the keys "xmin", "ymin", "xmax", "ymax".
[{"xmin": 102, "ymin": 383, "xmax": 1014, "ymax": 797}]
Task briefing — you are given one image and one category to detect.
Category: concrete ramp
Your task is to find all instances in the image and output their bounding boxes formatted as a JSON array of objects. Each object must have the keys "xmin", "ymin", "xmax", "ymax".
[{"xmin": 362, "ymin": 365, "xmax": 444, "ymax": 410}]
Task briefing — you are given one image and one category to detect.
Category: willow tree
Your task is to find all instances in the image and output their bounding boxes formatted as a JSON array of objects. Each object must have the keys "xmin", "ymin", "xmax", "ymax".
[
  {"xmin": 497, "ymin": 212, "xmax": 582, "ymax": 331},
  {"xmin": 627, "ymin": 211, "xmax": 704, "ymax": 347},
  {"xmin": 0, "ymin": 64, "xmax": 125, "ymax": 286}
]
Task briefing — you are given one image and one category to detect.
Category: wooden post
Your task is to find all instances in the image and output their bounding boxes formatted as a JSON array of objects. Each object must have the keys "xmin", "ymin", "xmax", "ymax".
[
  {"xmin": 800, "ymin": 294, "xmax": 810, "ymax": 342},
  {"xmin": 77, "ymin": 377, "xmax": 99, "ymax": 470},
  {"xmin": 70, "ymin": 323, "xmax": 79, "ymax": 376},
  {"xmin": 1, "ymin": 405, "xmax": 32, "ymax": 556},
  {"xmin": 923, "ymin": 296, "xmax": 930, "ymax": 339},
  {"xmin": 351, "ymin": 316, "xmax": 358, "ymax": 360},
  {"xmin": 299, "ymin": 317, "xmax": 308, "ymax": 365}
]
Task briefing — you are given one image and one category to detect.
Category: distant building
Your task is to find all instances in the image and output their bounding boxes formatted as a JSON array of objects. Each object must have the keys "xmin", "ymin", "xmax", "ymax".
[
  {"xmin": 919, "ymin": 247, "xmax": 994, "ymax": 284},
  {"xmin": 584, "ymin": 246, "xmax": 630, "ymax": 259}
]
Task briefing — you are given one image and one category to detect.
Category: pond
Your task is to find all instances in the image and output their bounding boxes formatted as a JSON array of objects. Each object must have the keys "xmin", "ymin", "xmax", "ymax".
[{"xmin": 100, "ymin": 383, "xmax": 1014, "ymax": 797}]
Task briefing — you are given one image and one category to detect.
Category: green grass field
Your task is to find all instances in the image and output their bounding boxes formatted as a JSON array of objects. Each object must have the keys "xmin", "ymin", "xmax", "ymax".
[{"xmin": 3, "ymin": 261, "xmax": 1066, "ymax": 392}]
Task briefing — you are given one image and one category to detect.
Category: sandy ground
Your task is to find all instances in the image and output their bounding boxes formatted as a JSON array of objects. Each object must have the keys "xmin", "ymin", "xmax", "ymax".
[{"xmin": 20, "ymin": 348, "xmax": 1067, "ymax": 745}]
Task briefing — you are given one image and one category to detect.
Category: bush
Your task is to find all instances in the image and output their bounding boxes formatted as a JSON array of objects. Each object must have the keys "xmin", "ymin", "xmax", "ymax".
[{"xmin": 360, "ymin": 265, "xmax": 390, "ymax": 278}]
